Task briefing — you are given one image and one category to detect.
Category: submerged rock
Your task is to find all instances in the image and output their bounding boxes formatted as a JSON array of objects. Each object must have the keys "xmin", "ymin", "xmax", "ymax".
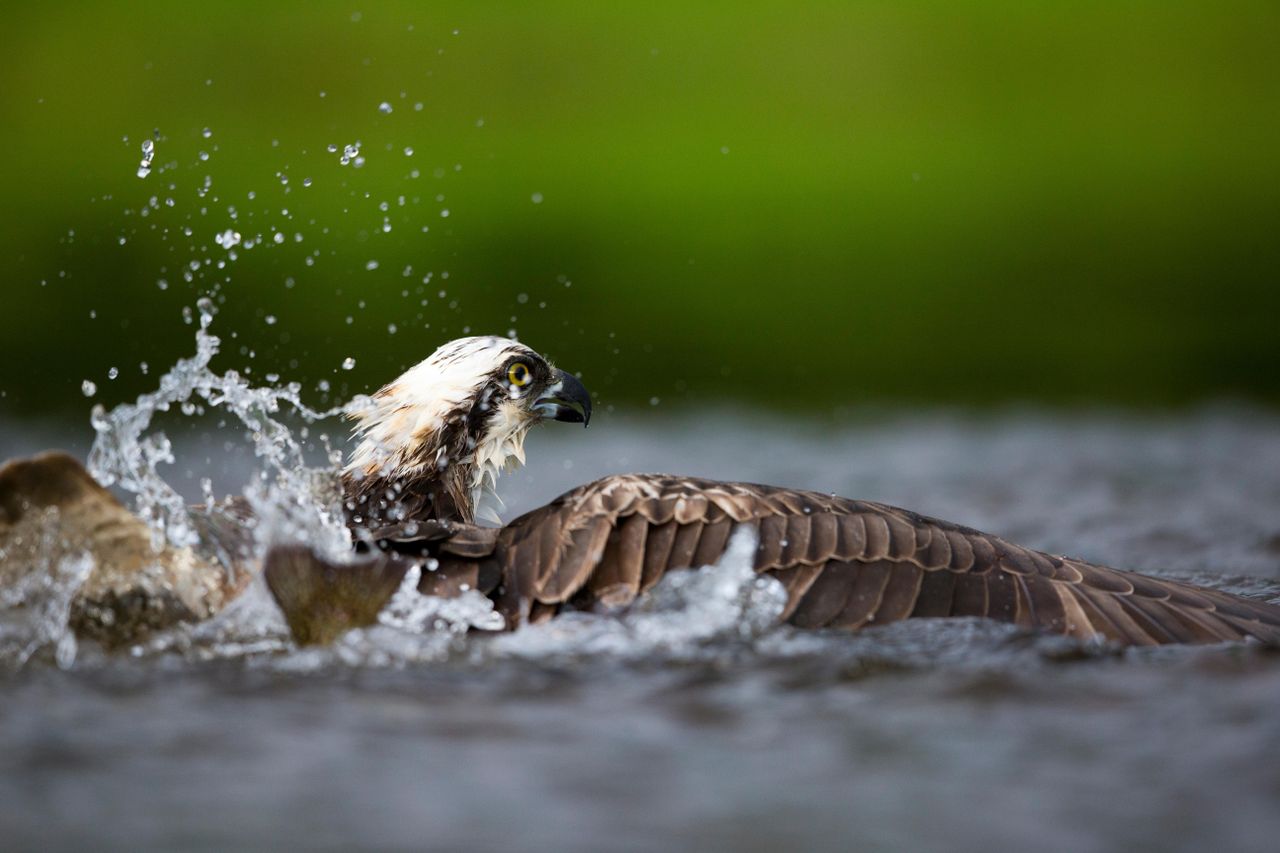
[{"xmin": 0, "ymin": 451, "xmax": 247, "ymax": 649}]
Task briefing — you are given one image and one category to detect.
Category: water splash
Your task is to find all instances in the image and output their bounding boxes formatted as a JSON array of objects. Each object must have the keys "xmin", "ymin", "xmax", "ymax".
[
  {"xmin": 0, "ymin": 508, "xmax": 95, "ymax": 670},
  {"xmin": 144, "ymin": 575, "xmax": 293, "ymax": 662},
  {"xmin": 338, "ymin": 142, "xmax": 362, "ymax": 166},
  {"xmin": 136, "ymin": 138, "xmax": 154, "ymax": 178},
  {"xmin": 378, "ymin": 565, "xmax": 506, "ymax": 635},
  {"xmin": 488, "ymin": 526, "xmax": 787, "ymax": 663},
  {"xmin": 86, "ymin": 299, "xmax": 365, "ymax": 562},
  {"xmin": 112, "ymin": 526, "xmax": 787, "ymax": 670},
  {"xmin": 319, "ymin": 566, "xmax": 506, "ymax": 667}
]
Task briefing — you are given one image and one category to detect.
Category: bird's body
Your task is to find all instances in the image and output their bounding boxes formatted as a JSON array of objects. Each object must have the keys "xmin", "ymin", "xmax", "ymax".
[{"xmin": 264, "ymin": 337, "xmax": 1280, "ymax": 648}]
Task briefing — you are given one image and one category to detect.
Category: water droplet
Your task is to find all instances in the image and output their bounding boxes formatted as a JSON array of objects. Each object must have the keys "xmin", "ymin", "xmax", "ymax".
[
  {"xmin": 378, "ymin": 101, "xmax": 393, "ymax": 114},
  {"xmin": 440, "ymin": 209, "xmax": 450, "ymax": 217},
  {"xmin": 136, "ymin": 139, "xmax": 155, "ymax": 178},
  {"xmin": 339, "ymin": 142, "xmax": 361, "ymax": 166},
  {"xmin": 202, "ymin": 127, "xmax": 213, "ymax": 139},
  {"xmin": 342, "ymin": 357, "xmax": 356, "ymax": 370},
  {"xmin": 215, "ymin": 229, "xmax": 241, "ymax": 249},
  {"xmin": 265, "ymin": 315, "xmax": 277, "ymax": 325},
  {"xmin": 387, "ymin": 323, "xmax": 398, "ymax": 335},
  {"xmin": 81, "ymin": 380, "xmax": 97, "ymax": 396},
  {"xmin": 365, "ymin": 260, "xmax": 379, "ymax": 271},
  {"xmin": 107, "ymin": 367, "xmax": 119, "ymax": 380},
  {"xmin": 273, "ymin": 232, "xmax": 285, "ymax": 244}
]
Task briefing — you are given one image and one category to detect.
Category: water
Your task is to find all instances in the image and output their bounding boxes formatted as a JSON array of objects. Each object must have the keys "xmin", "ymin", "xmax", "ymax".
[
  {"xmin": 2, "ymin": 355, "xmax": 1280, "ymax": 849},
  {"xmin": 135, "ymin": 138, "xmax": 154, "ymax": 179}
]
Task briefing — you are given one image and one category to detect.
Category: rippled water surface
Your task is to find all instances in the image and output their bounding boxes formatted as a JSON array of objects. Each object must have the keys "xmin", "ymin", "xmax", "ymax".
[{"xmin": 3, "ymin": 407, "xmax": 1280, "ymax": 852}]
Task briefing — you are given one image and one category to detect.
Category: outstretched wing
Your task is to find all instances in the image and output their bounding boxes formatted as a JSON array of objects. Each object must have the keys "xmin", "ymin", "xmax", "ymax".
[{"xmin": 491, "ymin": 474, "xmax": 1280, "ymax": 645}]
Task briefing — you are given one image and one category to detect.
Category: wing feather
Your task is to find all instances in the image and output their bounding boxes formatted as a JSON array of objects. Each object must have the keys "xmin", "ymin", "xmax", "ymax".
[
  {"xmin": 873, "ymin": 562, "xmax": 924, "ymax": 623},
  {"xmin": 968, "ymin": 534, "xmax": 997, "ymax": 571},
  {"xmin": 1115, "ymin": 595, "xmax": 1177, "ymax": 644},
  {"xmin": 790, "ymin": 560, "xmax": 859, "ymax": 629},
  {"xmin": 807, "ymin": 512, "xmax": 839, "ymax": 564},
  {"xmin": 672, "ymin": 493, "xmax": 709, "ymax": 525},
  {"xmin": 528, "ymin": 601, "xmax": 558, "ymax": 625},
  {"xmin": 921, "ymin": 526, "xmax": 951, "ymax": 570},
  {"xmin": 1202, "ymin": 588, "xmax": 1280, "ymax": 625},
  {"xmin": 1063, "ymin": 584, "xmax": 1130, "ymax": 643},
  {"xmin": 1053, "ymin": 583, "xmax": 1099, "ymax": 641},
  {"xmin": 829, "ymin": 559, "xmax": 892, "ymax": 629},
  {"xmin": 951, "ymin": 572, "xmax": 989, "ymax": 618},
  {"xmin": 835, "ymin": 514, "xmax": 867, "ymax": 561},
  {"xmin": 640, "ymin": 520, "xmax": 678, "ymax": 592},
  {"xmin": 911, "ymin": 569, "xmax": 957, "ymax": 618},
  {"xmin": 692, "ymin": 517, "xmax": 733, "ymax": 567},
  {"xmin": 1087, "ymin": 592, "xmax": 1159, "ymax": 645},
  {"xmin": 862, "ymin": 514, "xmax": 892, "ymax": 560},
  {"xmin": 1124, "ymin": 594, "xmax": 1197, "ymax": 644},
  {"xmin": 884, "ymin": 513, "xmax": 917, "ymax": 560},
  {"xmin": 986, "ymin": 569, "xmax": 1020, "ymax": 623},
  {"xmin": 1165, "ymin": 603, "xmax": 1249, "ymax": 643},
  {"xmin": 1021, "ymin": 572, "xmax": 1068, "ymax": 633},
  {"xmin": 781, "ymin": 515, "xmax": 812, "ymax": 566},
  {"xmin": 755, "ymin": 514, "xmax": 787, "ymax": 569},
  {"xmin": 534, "ymin": 516, "xmax": 612, "ymax": 603},
  {"xmin": 666, "ymin": 522, "xmax": 704, "ymax": 571},
  {"xmin": 770, "ymin": 563, "xmax": 827, "ymax": 621},
  {"xmin": 946, "ymin": 530, "xmax": 976, "ymax": 572},
  {"xmin": 588, "ymin": 513, "xmax": 649, "ymax": 607},
  {"xmin": 473, "ymin": 474, "xmax": 1280, "ymax": 648}
]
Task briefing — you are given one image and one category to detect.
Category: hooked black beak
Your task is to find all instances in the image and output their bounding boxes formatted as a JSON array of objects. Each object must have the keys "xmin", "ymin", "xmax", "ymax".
[{"xmin": 535, "ymin": 369, "xmax": 592, "ymax": 426}]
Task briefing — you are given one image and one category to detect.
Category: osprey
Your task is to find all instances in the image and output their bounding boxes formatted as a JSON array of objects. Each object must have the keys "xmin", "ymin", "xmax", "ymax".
[
  {"xmin": 340, "ymin": 336, "xmax": 591, "ymax": 529},
  {"xmin": 265, "ymin": 336, "xmax": 1280, "ymax": 647}
]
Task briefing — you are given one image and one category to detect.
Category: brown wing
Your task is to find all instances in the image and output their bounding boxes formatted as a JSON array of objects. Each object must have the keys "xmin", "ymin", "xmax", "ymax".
[{"xmin": 489, "ymin": 474, "xmax": 1280, "ymax": 646}]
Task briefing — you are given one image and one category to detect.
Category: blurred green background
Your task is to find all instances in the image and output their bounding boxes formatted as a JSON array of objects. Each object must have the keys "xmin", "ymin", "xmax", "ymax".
[{"xmin": 1, "ymin": 1, "xmax": 1278, "ymax": 418}]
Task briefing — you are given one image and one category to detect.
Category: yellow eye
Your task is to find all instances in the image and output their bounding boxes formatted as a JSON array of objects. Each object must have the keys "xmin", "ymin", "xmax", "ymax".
[{"xmin": 507, "ymin": 362, "xmax": 531, "ymax": 387}]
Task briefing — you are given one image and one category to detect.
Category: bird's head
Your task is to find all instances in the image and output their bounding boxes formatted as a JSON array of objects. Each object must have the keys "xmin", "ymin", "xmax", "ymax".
[{"xmin": 343, "ymin": 336, "xmax": 591, "ymax": 526}]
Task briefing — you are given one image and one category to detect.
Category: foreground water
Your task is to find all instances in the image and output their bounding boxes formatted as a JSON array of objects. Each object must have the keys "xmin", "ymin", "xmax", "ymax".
[{"xmin": 2, "ymin": 406, "xmax": 1279, "ymax": 852}]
